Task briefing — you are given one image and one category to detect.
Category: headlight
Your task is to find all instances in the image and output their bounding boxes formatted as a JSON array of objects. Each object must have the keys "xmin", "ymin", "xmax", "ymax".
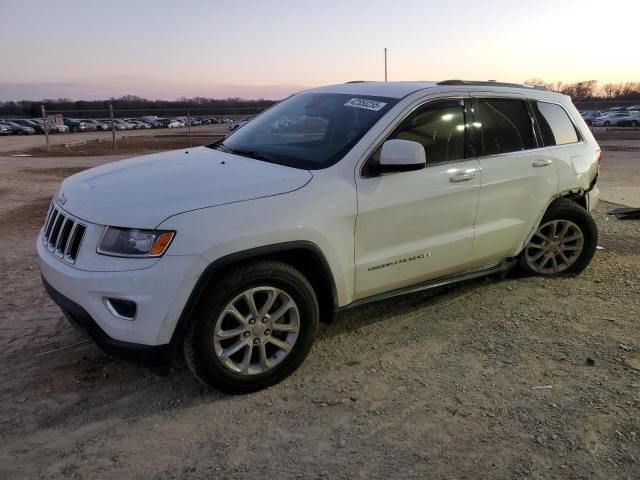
[{"xmin": 97, "ymin": 227, "xmax": 175, "ymax": 257}]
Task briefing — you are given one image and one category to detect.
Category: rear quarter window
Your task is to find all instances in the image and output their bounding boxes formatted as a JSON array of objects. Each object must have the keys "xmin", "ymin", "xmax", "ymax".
[{"xmin": 532, "ymin": 101, "xmax": 580, "ymax": 146}]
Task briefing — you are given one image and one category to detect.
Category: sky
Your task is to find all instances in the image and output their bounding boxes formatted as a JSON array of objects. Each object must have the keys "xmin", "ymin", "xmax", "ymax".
[{"xmin": 1, "ymin": 0, "xmax": 638, "ymax": 101}]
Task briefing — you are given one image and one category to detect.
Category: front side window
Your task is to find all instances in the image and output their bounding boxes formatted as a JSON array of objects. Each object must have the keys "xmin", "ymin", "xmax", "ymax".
[
  {"xmin": 387, "ymin": 99, "xmax": 467, "ymax": 165},
  {"xmin": 475, "ymin": 98, "xmax": 536, "ymax": 156},
  {"xmin": 211, "ymin": 93, "xmax": 397, "ymax": 170},
  {"xmin": 532, "ymin": 101, "xmax": 580, "ymax": 146}
]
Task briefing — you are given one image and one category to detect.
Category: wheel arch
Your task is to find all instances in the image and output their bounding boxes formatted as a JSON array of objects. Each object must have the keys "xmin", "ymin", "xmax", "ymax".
[
  {"xmin": 169, "ymin": 241, "xmax": 338, "ymax": 350},
  {"xmin": 518, "ymin": 193, "xmax": 589, "ymax": 256}
]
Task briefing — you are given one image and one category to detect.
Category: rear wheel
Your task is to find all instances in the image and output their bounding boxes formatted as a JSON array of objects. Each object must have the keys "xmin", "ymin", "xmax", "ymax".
[
  {"xmin": 183, "ymin": 260, "xmax": 319, "ymax": 393},
  {"xmin": 518, "ymin": 198, "xmax": 597, "ymax": 277},
  {"xmin": 632, "ymin": 120, "xmax": 638, "ymax": 127},
  {"xmin": 604, "ymin": 121, "xmax": 610, "ymax": 127}
]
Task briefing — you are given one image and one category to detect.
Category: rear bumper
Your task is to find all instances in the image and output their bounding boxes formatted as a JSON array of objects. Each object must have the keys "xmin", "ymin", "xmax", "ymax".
[
  {"xmin": 42, "ymin": 276, "xmax": 173, "ymax": 367},
  {"xmin": 587, "ymin": 183, "xmax": 600, "ymax": 212}
]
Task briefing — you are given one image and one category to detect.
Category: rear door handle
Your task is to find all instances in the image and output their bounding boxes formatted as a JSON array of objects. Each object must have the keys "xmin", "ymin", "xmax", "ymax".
[
  {"xmin": 450, "ymin": 172, "xmax": 475, "ymax": 183},
  {"xmin": 532, "ymin": 159, "xmax": 553, "ymax": 168}
]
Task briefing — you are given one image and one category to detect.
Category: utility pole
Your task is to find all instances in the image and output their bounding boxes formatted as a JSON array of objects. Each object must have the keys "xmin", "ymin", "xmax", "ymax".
[
  {"xmin": 41, "ymin": 105, "xmax": 50, "ymax": 152},
  {"xmin": 187, "ymin": 109, "xmax": 192, "ymax": 148},
  {"xmin": 109, "ymin": 104, "xmax": 117, "ymax": 151},
  {"xmin": 384, "ymin": 48, "xmax": 388, "ymax": 82}
]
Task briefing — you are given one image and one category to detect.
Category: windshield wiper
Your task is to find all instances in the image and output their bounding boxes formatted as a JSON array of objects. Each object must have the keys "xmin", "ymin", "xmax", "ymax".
[
  {"xmin": 225, "ymin": 147, "xmax": 273, "ymax": 162},
  {"xmin": 211, "ymin": 141, "xmax": 270, "ymax": 160},
  {"xmin": 211, "ymin": 141, "xmax": 233, "ymax": 153}
]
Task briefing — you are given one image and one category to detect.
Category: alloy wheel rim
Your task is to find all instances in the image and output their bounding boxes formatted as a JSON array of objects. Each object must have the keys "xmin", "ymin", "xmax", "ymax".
[
  {"xmin": 524, "ymin": 219, "xmax": 584, "ymax": 274},
  {"xmin": 213, "ymin": 286, "xmax": 300, "ymax": 375}
]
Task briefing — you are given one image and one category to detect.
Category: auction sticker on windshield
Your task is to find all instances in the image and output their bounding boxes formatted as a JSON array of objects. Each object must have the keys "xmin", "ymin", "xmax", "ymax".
[{"xmin": 344, "ymin": 98, "xmax": 387, "ymax": 111}]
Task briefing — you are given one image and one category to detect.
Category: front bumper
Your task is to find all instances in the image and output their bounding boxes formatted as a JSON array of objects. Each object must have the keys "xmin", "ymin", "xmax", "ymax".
[
  {"xmin": 38, "ymin": 236, "xmax": 208, "ymax": 356},
  {"xmin": 42, "ymin": 276, "xmax": 172, "ymax": 367}
]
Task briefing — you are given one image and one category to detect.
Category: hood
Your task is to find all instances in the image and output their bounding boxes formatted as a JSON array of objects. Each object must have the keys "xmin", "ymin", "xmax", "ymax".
[{"xmin": 58, "ymin": 146, "xmax": 312, "ymax": 228}]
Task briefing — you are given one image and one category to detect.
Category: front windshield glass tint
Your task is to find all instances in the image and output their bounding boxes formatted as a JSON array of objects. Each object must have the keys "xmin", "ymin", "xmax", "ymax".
[{"xmin": 211, "ymin": 93, "xmax": 398, "ymax": 169}]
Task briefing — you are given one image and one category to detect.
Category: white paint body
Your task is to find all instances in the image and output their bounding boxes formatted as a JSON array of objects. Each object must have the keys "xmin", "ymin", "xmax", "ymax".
[{"xmin": 38, "ymin": 82, "xmax": 601, "ymax": 347}]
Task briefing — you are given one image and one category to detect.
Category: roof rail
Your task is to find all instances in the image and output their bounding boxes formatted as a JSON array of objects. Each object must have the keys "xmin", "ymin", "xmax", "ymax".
[
  {"xmin": 345, "ymin": 80, "xmax": 367, "ymax": 83},
  {"xmin": 437, "ymin": 80, "xmax": 548, "ymax": 91}
]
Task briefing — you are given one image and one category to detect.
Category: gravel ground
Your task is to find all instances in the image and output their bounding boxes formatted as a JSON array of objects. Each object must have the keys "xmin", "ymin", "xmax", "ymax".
[{"xmin": 0, "ymin": 152, "xmax": 639, "ymax": 479}]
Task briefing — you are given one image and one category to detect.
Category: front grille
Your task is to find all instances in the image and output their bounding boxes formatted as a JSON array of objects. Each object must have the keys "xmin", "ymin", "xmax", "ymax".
[{"xmin": 42, "ymin": 204, "xmax": 87, "ymax": 264}]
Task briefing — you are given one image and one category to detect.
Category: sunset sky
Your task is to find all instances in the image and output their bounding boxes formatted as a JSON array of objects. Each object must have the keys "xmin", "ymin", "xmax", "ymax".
[{"xmin": 1, "ymin": 0, "xmax": 638, "ymax": 100}]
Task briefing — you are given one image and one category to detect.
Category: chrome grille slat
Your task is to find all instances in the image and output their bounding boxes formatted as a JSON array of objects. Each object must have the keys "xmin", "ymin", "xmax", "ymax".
[
  {"xmin": 54, "ymin": 217, "xmax": 69, "ymax": 252},
  {"xmin": 41, "ymin": 203, "xmax": 86, "ymax": 264},
  {"xmin": 44, "ymin": 209, "xmax": 58, "ymax": 242},
  {"xmin": 48, "ymin": 214, "xmax": 64, "ymax": 252},
  {"xmin": 64, "ymin": 222, "xmax": 77, "ymax": 257}
]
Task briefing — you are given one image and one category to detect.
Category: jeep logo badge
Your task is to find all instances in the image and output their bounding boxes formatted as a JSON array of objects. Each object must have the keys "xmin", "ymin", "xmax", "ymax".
[{"xmin": 56, "ymin": 192, "xmax": 67, "ymax": 206}]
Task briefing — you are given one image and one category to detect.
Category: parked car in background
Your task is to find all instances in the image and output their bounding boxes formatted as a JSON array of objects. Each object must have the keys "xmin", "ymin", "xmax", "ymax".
[
  {"xmin": 81, "ymin": 119, "xmax": 110, "ymax": 131},
  {"xmin": 140, "ymin": 118, "xmax": 159, "ymax": 128},
  {"xmin": 9, "ymin": 119, "xmax": 50, "ymax": 134},
  {"xmin": 618, "ymin": 111, "xmax": 640, "ymax": 127},
  {"xmin": 112, "ymin": 119, "xmax": 134, "ymax": 130},
  {"xmin": 580, "ymin": 111, "xmax": 602, "ymax": 126},
  {"xmin": 128, "ymin": 119, "xmax": 152, "ymax": 129},
  {"xmin": 142, "ymin": 116, "xmax": 160, "ymax": 127},
  {"xmin": 30, "ymin": 118, "xmax": 60, "ymax": 133},
  {"xmin": 106, "ymin": 120, "xmax": 127, "ymax": 131},
  {"xmin": 1, "ymin": 121, "xmax": 35, "ymax": 135},
  {"xmin": 229, "ymin": 115, "xmax": 255, "ymax": 132},
  {"xmin": 0, "ymin": 123, "xmax": 14, "ymax": 135},
  {"xmin": 593, "ymin": 112, "xmax": 629, "ymax": 127},
  {"xmin": 63, "ymin": 118, "xmax": 89, "ymax": 133},
  {"xmin": 167, "ymin": 119, "xmax": 182, "ymax": 128}
]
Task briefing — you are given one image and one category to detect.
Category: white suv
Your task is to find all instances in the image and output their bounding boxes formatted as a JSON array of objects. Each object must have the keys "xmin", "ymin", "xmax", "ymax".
[{"xmin": 38, "ymin": 80, "xmax": 601, "ymax": 392}]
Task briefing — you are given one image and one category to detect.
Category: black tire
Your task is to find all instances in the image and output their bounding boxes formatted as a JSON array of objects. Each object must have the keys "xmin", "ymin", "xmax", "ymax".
[
  {"xmin": 71, "ymin": 126, "xmax": 79, "ymax": 133},
  {"xmin": 604, "ymin": 121, "xmax": 610, "ymax": 127},
  {"xmin": 632, "ymin": 121, "xmax": 638, "ymax": 127},
  {"xmin": 183, "ymin": 260, "xmax": 319, "ymax": 393},
  {"xmin": 517, "ymin": 198, "xmax": 598, "ymax": 277}
]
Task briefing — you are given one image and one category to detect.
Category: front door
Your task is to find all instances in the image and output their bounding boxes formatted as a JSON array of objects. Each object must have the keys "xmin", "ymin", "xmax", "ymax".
[{"xmin": 354, "ymin": 98, "xmax": 482, "ymax": 300}]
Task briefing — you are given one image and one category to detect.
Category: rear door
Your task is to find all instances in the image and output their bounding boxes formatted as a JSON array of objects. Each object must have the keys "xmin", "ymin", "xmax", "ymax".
[{"xmin": 470, "ymin": 94, "xmax": 558, "ymax": 263}]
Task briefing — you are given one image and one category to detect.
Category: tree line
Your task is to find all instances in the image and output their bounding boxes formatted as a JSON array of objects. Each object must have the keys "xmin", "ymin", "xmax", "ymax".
[
  {"xmin": 0, "ymin": 95, "xmax": 278, "ymax": 118},
  {"xmin": 524, "ymin": 79, "xmax": 640, "ymax": 102},
  {"xmin": 2, "ymin": 81, "xmax": 639, "ymax": 117}
]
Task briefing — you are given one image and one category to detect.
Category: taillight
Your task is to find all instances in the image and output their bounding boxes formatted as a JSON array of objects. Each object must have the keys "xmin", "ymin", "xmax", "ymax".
[{"xmin": 595, "ymin": 150, "xmax": 602, "ymax": 165}]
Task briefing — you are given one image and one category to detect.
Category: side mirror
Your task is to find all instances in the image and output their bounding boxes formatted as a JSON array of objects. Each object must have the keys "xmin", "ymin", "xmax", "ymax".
[{"xmin": 375, "ymin": 139, "xmax": 426, "ymax": 173}]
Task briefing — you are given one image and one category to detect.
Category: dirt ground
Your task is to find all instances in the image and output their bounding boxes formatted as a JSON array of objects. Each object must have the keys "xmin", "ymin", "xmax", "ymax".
[{"xmin": 0, "ymin": 139, "xmax": 639, "ymax": 479}]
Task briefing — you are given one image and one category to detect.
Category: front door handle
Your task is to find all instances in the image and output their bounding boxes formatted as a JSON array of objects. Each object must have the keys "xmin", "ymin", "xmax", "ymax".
[
  {"xmin": 532, "ymin": 159, "xmax": 553, "ymax": 168},
  {"xmin": 450, "ymin": 172, "xmax": 475, "ymax": 183}
]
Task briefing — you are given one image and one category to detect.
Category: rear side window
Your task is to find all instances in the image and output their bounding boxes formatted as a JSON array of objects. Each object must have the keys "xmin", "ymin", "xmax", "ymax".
[
  {"xmin": 390, "ymin": 99, "xmax": 466, "ymax": 165},
  {"xmin": 475, "ymin": 98, "xmax": 535, "ymax": 156},
  {"xmin": 532, "ymin": 101, "xmax": 580, "ymax": 146}
]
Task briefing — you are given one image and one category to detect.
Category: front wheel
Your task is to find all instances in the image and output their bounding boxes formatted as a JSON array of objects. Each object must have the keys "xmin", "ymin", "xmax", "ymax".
[
  {"xmin": 518, "ymin": 198, "xmax": 598, "ymax": 277},
  {"xmin": 183, "ymin": 260, "xmax": 319, "ymax": 393}
]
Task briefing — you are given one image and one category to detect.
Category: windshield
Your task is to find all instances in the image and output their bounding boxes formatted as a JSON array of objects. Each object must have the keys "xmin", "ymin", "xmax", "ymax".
[{"xmin": 209, "ymin": 93, "xmax": 398, "ymax": 169}]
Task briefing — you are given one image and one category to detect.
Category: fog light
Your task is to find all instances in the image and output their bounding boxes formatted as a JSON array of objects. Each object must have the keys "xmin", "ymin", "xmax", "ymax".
[{"xmin": 103, "ymin": 297, "xmax": 137, "ymax": 320}]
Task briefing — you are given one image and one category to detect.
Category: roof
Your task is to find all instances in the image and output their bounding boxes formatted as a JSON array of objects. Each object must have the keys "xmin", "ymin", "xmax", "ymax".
[
  {"xmin": 302, "ymin": 81, "xmax": 438, "ymax": 99},
  {"xmin": 301, "ymin": 80, "xmax": 556, "ymax": 100}
]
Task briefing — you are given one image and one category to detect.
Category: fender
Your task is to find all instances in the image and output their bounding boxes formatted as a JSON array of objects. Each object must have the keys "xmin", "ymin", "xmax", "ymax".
[{"xmin": 168, "ymin": 240, "xmax": 338, "ymax": 351}]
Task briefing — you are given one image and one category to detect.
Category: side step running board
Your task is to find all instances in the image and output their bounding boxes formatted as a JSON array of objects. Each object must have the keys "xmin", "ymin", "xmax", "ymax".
[{"xmin": 339, "ymin": 260, "xmax": 515, "ymax": 312}]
